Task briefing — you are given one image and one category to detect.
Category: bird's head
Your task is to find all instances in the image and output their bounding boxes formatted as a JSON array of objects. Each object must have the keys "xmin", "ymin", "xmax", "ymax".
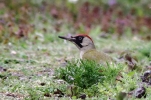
[{"xmin": 58, "ymin": 34, "xmax": 95, "ymax": 51}]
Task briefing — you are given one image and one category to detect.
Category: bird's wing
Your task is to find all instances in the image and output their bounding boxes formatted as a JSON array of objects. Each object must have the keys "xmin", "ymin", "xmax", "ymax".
[{"xmin": 82, "ymin": 49, "xmax": 113, "ymax": 63}]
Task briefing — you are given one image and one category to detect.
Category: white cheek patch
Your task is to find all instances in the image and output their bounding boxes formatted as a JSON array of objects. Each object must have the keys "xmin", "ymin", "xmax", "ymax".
[{"xmin": 81, "ymin": 37, "xmax": 92, "ymax": 46}]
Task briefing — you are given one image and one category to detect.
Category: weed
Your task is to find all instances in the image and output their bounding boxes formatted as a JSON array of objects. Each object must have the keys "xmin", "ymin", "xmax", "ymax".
[
  {"xmin": 56, "ymin": 60, "xmax": 105, "ymax": 89},
  {"xmin": 55, "ymin": 60, "xmax": 123, "ymax": 98}
]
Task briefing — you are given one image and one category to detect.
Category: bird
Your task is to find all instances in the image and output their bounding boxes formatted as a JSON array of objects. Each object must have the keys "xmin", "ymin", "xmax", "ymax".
[{"xmin": 58, "ymin": 34, "xmax": 114, "ymax": 64}]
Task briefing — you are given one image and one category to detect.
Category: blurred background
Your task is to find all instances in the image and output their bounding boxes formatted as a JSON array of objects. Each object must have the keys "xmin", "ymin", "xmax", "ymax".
[{"xmin": 0, "ymin": 0, "xmax": 151, "ymax": 42}]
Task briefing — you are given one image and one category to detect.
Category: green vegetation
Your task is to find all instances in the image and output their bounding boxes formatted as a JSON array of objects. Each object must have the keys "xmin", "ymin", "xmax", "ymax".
[
  {"xmin": 56, "ymin": 60, "xmax": 105, "ymax": 89},
  {"xmin": 55, "ymin": 60, "xmax": 123, "ymax": 98}
]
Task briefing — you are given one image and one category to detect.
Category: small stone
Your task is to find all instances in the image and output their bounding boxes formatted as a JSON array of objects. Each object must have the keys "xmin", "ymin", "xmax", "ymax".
[{"xmin": 11, "ymin": 50, "xmax": 17, "ymax": 55}]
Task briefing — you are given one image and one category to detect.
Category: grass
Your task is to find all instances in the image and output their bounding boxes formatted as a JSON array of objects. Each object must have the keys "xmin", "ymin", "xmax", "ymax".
[
  {"xmin": 0, "ymin": 1, "xmax": 151, "ymax": 99},
  {"xmin": 0, "ymin": 31, "xmax": 150, "ymax": 99},
  {"xmin": 55, "ymin": 60, "xmax": 123, "ymax": 98},
  {"xmin": 55, "ymin": 60, "xmax": 104, "ymax": 89}
]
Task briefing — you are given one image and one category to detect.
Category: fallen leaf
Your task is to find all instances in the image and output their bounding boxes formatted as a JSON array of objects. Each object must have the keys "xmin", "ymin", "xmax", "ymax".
[
  {"xmin": 44, "ymin": 93, "xmax": 51, "ymax": 97},
  {"xmin": 134, "ymin": 87, "xmax": 146, "ymax": 98},
  {"xmin": 79, "ymin": 94, "xmax": 86, "ymax": 99},
  {"xmin": 53, "ymin": 89, "xmax": 64, "ymax": 97},
  {"xmin": 141, "ymin": 70, "xmax": 151, "ymax": 85}
]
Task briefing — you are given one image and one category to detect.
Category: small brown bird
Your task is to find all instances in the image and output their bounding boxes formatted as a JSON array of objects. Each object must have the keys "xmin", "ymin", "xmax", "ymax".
[{"xmin": 58, "ymin": 34, "xmax": 114, "ymax": 64}]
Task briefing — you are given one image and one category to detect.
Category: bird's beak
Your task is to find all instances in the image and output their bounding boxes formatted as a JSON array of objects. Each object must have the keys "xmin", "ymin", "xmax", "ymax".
[{"xmin": 58, "ymin": 36, "xmax": 75, "ymax": 42}]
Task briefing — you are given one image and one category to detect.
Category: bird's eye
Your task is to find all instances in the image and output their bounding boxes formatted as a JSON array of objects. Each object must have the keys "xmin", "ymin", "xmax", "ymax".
[{"xmin": 78, "ymin": 37, "xmax": 83, "ymax": 40}]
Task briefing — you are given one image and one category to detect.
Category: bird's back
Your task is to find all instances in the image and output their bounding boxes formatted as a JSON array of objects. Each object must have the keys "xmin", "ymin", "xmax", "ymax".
[{"xmin": 82, "ymin": 49, "xmax": 113, "ymax": 63}]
